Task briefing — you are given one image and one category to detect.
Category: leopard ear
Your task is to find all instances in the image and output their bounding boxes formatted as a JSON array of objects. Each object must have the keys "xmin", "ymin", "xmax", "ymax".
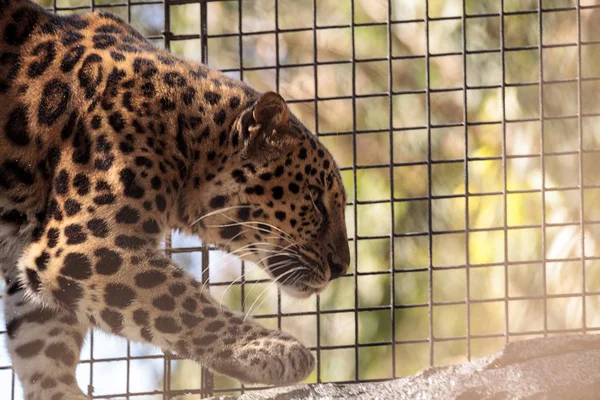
[
  {"xmin": 253, "ymin": 91, "xmax": 289, "ymax": 129},
  {"xmin": 241, "ymin": 92, "xmax": 291, "ymax": 160}
]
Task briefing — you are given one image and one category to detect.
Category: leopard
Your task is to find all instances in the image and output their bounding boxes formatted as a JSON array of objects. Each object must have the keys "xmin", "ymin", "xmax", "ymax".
[{"xmin": 0, "ymin": 0, "xmax": 351, "ymax": 398}]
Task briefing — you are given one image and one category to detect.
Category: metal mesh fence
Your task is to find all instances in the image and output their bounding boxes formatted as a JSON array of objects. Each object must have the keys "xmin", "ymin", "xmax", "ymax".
[{"xmin": 2, "ymin": 0, "xmax": 600, "ymax": 398}]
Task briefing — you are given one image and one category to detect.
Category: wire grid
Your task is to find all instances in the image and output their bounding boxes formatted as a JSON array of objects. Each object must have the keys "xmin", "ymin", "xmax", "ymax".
[{"xmin": 2, "ymin": 0, "xmax": 600, "ymax": 398}]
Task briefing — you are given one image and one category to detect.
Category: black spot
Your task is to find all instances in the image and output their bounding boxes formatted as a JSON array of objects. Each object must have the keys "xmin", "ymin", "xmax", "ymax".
[
  {"xmin": 259, "ymin": 173, "xmax": 272, "ymax": 181},
  {"xmin": 116, "ymin": 206, "xmax": 140, "ymax": 224},
  {"xmin": 108, "ymin": 112, "xmax": 125, "ymax": 132},
  {"xmin": 275, "ymin": 211, "xmax": 286, "ymax": 221},
  {"xmin": 232, "ymin": 169, "xmax": 246, "ymax": 183},
  {"xmin": 274, "ymin": 165, "xmax": 284, "ymax": 177},
  {"xmin": 183, "ymin": 298, "xmax": 197, "ymax": 312},
  {"xmin": 96, "ymin": 24, "xmax": 123, "ymax": 34},
  {"xmin": 5, "ymin": 105, "xmax": 30, "ymax": 146},
  {"xmin": 133, "ymin": 309, "xmax": 149, "ymax": 326},
  {"xmin": 41, "ymin": 378, "xmax": 57, "ymax": 389},
  {"xmin": 53, "ymin": 276, "xmax": 83, "ymax": 309},
  {"xmin": 141, "ymin": 82, "xmax": 155, "ymax": 98},
  {"xmin": 61, "ymin": 253, "xmax": 92, "ymax": 280},
  {"xmin": 176, "ymin": 113, "xmax": 189, "ymax": 158},
  {"xmin": 183, "ymin": 87, "xmax": 196, "ymax": 105},
  {"xmin": 169, "ymin": 283, "xmax": 186, "ymax": 297},
  {"xmin": 78, "ymin": 53, "xmax": 103, "ymax": 99},
  {"xmin": 47, "ymin": 228, "xmax": 60, "ymax": 248},
  {"xmin": 60, "ymin": 110, "xmax": 78, "ymax": 140},
  {"xmin": 94, "ymin": 248, "xmax": 122, "ymax": 275},
  {"xmin": 181, "ymin": 313, "xmax": 201, "ymax": 328},
  {"xmin": 213, "ymin": 109, "xmax": 227, "ymax": 125},
  {"xmin": 204, "ymin": 91, "xmax": 221, "ymax": 105},
  {"xmin": 141, "ymin": 327, "xmax": 153, "ymax": 342},
  {"xmin": 150, "ymin": 176, "xmax": 161, "ymax": 190},
  {"xmin": 209, "ymin": 195, "xmax": 227, "ymax": 209},
  {"xmin": 152, "ymin": 295, "xmax": 175, "ymax": 311},
  {"xmin": 110, "ymin": 50, "xmax": 125, "ymax": 61},
  {"xmin": 119, "ymin": 141, "xmax": 134, "ymax": 154},
  {"xmin": 155, "ymin": 194, "xmax": 167, "ymax": 212},
  {"xmin": 155, "ymin": 317, "xmax": 181, "ymax": 333},
  {"xmin": 104, "ymin": 283, "xmax": 136, "ymax": 309},
  {"xmin": 115, "ymin": 235, "xmax": 146, "ymax": 250},
  {"xmin": 47, "ymin": 199, "xmax": 63, "ymax": 221},
  {"xmin": 61, "ymin": 30, "xmax": 84, "ymax": 46},
  {"xmin": 299, "ymin": 148, "xmax": 307, "ymax": 159},
  {"xmin": 38, "ymin": 79, "xmax": 71, "ymax": 126},
  {"xmin": 220, "ymin": 225, "xmax": 243, "ymax": 240},
  {"xmin": 55, "ymin": 170, "xmax": 69, "ymax": 195},
  {"xmin": 28, "ymin": 41, "xmax": 56, "ymax": 78},
  {"xmin": 93, "ymin": 33, "xmax": 117, "ymax": 49},
  {"xmin": 205, "ymin": 320, "xmax": 225, "ymax": 332},
  {"xmin": 6, "ymin": 318, "xmax": 22, "ymax": 339},
  {"xmin": 87, "ymin": 218, "xmax": 109, "ymax": 238},
  {"xmin": 288, "ymin": 182, "xmax": 300, "ymax": 194},
  {"xmin": 135, "ymin": 156, "xmax": 153, "ymax": 168},
  {"xmin": 64, "ymin": 224, "xmax": 87, "ymax": 245},
  {"xmin": 133, "ymin": 58, "xmax": 158, "ymax": 79},
  {"xmin": 26, "ymin": 268, "xmax": 41, "ymax": 292},
  {"xmin": 14, "ymin": 339, "xmax": 45, "ymax": 359},
  {"xmin": 73, "ymin": 173, "xmax": 90, "ymax": 195},
  {"xmin": 229, "ymin": 96, "xmax": 241, "ymax": 109},
  {"xmin": 164, "ymin": 71, "xmax": 186, "ymax": 87},
  {"xmin": 135, "ymin": 270, "xmax": 166, "ymax": 288},
  {"xmin": 193, "ymin": 335, "xmax": 217, "ymax": 346},
  {"xmin": 149, "ymin": 258, "xmax": 169, "ymax": 268},
  {"xmin": 272, "ymin": 186, "xmax": 284, "ymax": 200},
  {"xmin": 94, "ymin": 194, "xmax": 116, "ymax": 205},
  {"xmin": 45, "ymin": 343, "xmax": 75, "ymax": 366},
  {"xmin": 100, "ymin": 308, "xmax": 123, "ymax": 333},
  {"xmin": 142, "ymin": 219, "xmax": 160, "ymax": 234},
  {"xmin": 120, "ymin": 168, "xmax": 145, "ymax": 199},
  {"xmin": 94, "ymin": 155, "xmax": 114, "ymax": 171},
  {"xmin": 160, "ymin": 97, "xmax": 176, "ymax": 112},
  {"xmin": 238, "ymin": 207, "xmax": 250, "ymax": 221},
  {"xmin": 64, "ymin": 199, "xmax": 81, "ymax": 216}
]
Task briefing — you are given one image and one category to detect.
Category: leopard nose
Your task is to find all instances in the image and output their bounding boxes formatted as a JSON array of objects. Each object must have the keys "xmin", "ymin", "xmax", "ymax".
[{"xmin": 327, "ymin": 246, "xmax": 350, "ymax": 281}]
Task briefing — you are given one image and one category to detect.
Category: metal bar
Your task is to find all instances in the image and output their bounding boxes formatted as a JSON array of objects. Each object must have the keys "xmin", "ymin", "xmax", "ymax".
[
  {"xmin": 537, "ymin": 0, "xmax": 549, "ymax": 339},
  {"xmin": 461, "ymin": 0, "xmax": 471, "ymax": 361},
  {"xmin": 577, "ymin": 0, "xmax": 587, "ymax": 333},
  {"xmin": 425, "ymin": 0, "xmax": 435, "ymax": 368},
  {"xmin": 350, "ymin": 0, "xmax": 360, "ymax": 383}
]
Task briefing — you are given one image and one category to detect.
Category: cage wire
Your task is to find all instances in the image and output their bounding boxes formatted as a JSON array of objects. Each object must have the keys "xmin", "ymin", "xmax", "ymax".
[{"xmin": 2, "ymin": 0, "xmax": 600, "ymax": 398}]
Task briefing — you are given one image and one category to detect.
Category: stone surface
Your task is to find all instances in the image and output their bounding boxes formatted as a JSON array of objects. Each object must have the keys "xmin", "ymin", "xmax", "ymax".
[{"xmin": 210, "ymin": 335, "xmax": 600, "ymax": 399}]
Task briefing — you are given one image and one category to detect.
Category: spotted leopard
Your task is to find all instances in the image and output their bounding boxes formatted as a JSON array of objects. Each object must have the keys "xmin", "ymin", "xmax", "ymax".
[{"xmin": 0, "ymin": 0, "xmax": 350, "ymax": 398}]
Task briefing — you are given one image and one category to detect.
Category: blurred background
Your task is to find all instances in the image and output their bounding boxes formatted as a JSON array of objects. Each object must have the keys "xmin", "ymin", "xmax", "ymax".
[{"xmin": 2, "ymin": 0, "xmax": 600, "ymax": 398}]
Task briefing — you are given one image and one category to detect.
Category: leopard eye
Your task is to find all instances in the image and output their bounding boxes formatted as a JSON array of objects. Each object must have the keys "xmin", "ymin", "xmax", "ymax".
[{"xmin": 310, "ymin": 186, "xmax": 327, "ymax": 216}]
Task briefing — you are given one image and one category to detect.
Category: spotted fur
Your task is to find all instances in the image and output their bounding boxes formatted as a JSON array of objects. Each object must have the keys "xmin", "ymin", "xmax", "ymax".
[{"xmin": 0, "ymin": 0, "xmax": 350, "ymax": 398}]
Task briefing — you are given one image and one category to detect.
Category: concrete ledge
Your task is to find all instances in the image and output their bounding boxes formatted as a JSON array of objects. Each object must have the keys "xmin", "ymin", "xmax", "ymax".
[{"xmin": 211, "ymin": 335, "xmax": 600, "ymax": 399}]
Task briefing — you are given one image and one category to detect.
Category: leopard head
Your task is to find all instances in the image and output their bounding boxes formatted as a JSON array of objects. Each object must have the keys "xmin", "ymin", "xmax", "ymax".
[{"xmin": 187, "ymin": 91, "xmax": 350, "ymax": 298}]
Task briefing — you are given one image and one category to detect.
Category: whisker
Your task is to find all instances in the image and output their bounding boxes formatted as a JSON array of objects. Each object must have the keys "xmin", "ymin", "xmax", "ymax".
[
  {"xmin": 240, "ymin": 260, "xmax": 297, "ymax": 308},
  {"xmin": 244, "ymin": 266, "xmax": 307, "ymax": 320},
  {"xmin": 190, "ymin": 205, "xmax": 251, "ymax": 227},
  {"xmin": 217, "ymin": 251, "xmax": 299, "ymax": 309}
]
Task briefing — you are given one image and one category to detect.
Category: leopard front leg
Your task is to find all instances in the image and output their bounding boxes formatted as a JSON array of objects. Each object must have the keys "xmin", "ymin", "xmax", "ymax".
[
  {"xmin": 3, "ymin": 271, "xmax": 89, "ymax": 400},
  {"xmin": 19, "ymin": 240, "xmax": 314, "ymax": 386}
]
